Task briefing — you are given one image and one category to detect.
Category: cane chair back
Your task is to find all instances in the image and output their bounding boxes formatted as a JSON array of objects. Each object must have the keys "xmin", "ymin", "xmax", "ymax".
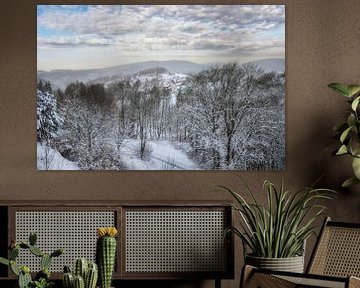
[
  {"xmin": 307, "ymin": 217, "xmax": 360, "ymax": 278},
  {"xmin": 241, "ymin": 218, "xmax": 360, "ymax": 288}
]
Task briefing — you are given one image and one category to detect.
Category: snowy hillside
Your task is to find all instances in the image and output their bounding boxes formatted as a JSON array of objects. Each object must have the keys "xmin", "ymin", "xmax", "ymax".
[
  {"xmin": 37, "ymin": 142, "xmax": 79, "ymax": 170},
  {"xmin": 130, "ymin": 69, "xmax": 189, "ymax": 105},
  {"xmin": 121, "ymin": 139, "xmax": 199, "ymax": 170},
  {"xmin": 37, "ymin": 59, "xmax": 284, "ymax": 89},
  {"xmin": 37, "ymin": 60, "xmax": 208, "ymax": 89}
]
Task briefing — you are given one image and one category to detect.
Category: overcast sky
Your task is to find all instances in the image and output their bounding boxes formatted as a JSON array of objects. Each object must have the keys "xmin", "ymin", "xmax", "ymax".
[{"xmin": 37, "ymin": 5, "xmax": 285, "ymax": 71}]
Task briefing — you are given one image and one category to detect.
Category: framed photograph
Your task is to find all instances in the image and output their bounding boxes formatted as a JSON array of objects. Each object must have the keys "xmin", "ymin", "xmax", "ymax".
[{"xmin": 37, "ymin": 5, "xmax": 285, "ymax": 170}]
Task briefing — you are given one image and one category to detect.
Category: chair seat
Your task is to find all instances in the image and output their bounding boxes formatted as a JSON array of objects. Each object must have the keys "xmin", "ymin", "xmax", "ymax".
[
  {"xmin": 243, "ymin": 266, "xmax": 360, "ymax": 288},
  {"xmin": 277, "ymin": 274, "xmax": 346, "ymax": 288}
]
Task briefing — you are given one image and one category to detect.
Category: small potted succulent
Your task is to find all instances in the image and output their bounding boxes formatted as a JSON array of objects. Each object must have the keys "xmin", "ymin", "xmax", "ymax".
[
  {"xmin": 62, "ymin": 257, "xmax": 98, "ymax": 288},
  {"xmin": 0, "ymin": 232, "xmax": 63, "ymax": 288},
  {"xmin": 328, "ymin": 83, "xmax": 360, "ymax": 187},
  {"xmin": 221, "ymin": 178, "xmax": 334, "ymax": 272}
]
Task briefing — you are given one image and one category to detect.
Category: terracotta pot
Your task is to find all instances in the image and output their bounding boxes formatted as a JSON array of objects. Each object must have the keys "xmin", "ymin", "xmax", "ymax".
[{"xmin": 245, "ymin": 254, "xmax": 304, "ymax": 273}]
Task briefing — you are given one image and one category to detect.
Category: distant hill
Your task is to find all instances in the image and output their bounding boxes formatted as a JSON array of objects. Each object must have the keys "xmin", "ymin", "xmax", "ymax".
[
  {"xmin": 37, "ymin": 58, "xmax": 285, "ymax": 90},
  {"xmin": 37, "ymin": 60, "xmax": 210, "ymax": 89},
  {"xmin": 248, "ymin": 58, "xmax": 285, "ymax": 73}
]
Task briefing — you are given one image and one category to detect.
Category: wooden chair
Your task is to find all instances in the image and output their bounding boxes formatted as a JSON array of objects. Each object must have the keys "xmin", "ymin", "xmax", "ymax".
[{"xmin": 241, "ymin": 217, "xmax": 360, "ymax": 288}]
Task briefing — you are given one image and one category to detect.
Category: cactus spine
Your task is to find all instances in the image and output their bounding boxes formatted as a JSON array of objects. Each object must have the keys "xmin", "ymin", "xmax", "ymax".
[{"xmin": 96, "ymin": 227, "xmax": 118, "ymax": 288}]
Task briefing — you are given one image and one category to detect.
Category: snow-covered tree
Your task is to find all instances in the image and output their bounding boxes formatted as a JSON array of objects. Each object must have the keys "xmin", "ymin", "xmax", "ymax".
[
  {"xmin": 56, "ymin": 83, "xmax": 125, "ymax": 170},
  {"xmin": 37, "ymin": 89, "xmax": 62, "ymax": 143},
  {"xmin": 177, "ymin": 63, "xmax": 285, "ymax": 170}
]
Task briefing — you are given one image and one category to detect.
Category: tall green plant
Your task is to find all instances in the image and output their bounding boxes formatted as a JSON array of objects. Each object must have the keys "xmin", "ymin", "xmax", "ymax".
[
  {"xmin": 328, "ymin": 83, "xmax": 360, "ymax": 187},
  {"xmin": 221, "ymin": 179, "xmax": 334, "ymax": 258}
]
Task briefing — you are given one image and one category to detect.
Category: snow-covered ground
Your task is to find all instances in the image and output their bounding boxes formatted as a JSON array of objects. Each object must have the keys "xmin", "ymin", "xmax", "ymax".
[
  {"xmin": 37, "ymin": 142, "xmax": 79, "ymax": 170},
  {"xmin": 121, "ymin": 139, "xmax": 199, "ymax": 170}
]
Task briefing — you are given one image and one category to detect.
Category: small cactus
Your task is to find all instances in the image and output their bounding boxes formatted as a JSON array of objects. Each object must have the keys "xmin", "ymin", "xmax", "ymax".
[
  {"xmin": 18, "ymin": 269, "xmax": 32, "ymax": 288},
  {"xmin": 29, "ymin": 245, "xmax": 44, "ymax": 257},
  {"xmin": 85, "ymin": 263, "xmax": 98, "ymax": 288},
  {"xmin": 9, "ymin": 246, "xmax": 19, "ymax": 260},
  {"xmin": 29, "ymin": 232, "xmax": 37, "ymax": 246},
  {"xmin": 96, "ymin": 227, "xmax": 118, "ymax": 288},
  {"xmin": 63, "ymin": 259, "xmax": 98, "ymax": 288},
  {"xmin": 0, "ymin": 232, "xmax": 63, "ymax": 288},
  {"xmin": 41, "ymin": 253, "xmax": 52, "ymax": 270},
  {"xmin": 74, "ymin": 275, "xmax": 85, "ymax": 288},
  {"xmin": 74, "ymin": 258, "xmax": 88, "ymax": 279}
]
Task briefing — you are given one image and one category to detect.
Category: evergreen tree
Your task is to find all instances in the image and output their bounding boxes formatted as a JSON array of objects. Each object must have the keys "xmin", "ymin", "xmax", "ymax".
[{"xmin": 37, "ymin": 89, "xmax": 62, "ymax": 143}]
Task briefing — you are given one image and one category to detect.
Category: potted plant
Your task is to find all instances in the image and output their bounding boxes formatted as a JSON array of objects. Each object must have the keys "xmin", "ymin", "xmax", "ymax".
[
  {"xmin": 221, "ymin": 178, "xmax": 334, "ymax": 273},
  {"xmin": 0, "ymin": 232, "xmax": 63, "ymax": 288},
  {"xmin": 328, "ymin": 83, "xmax": 360, "ymax": 187}
]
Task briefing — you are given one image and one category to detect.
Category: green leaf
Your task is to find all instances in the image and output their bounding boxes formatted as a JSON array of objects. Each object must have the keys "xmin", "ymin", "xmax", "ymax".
[
  {"xmin": 347, "ymin": 114, "xmax": 356, "ymax": 129},
  {"xmin": 328, "ymin": 83, "xmax": 351, "ymax": 97},
  {"xmin": 349, "ymin": 135, "xmax": 360, "ymax": 156},
  {"xmin": 340, "ymin": 126, "xmax": 353, "ymax": 143},
  {"xmin": 336, "ymin": 144, "xmax": 348, "ymax": 155},
  {"xmin": 0, "ymin": 257, "xmax": 9, "ymax": 266},
  {"xmin": 352, "ymin": 157, "xmax": 360, "ymax": 179},
  {"xmin": 351, "ymin": 96, "xmax": 360, "ymax": 111},
  {"xmin": 347, "ymin": 85, "xmax": 360, "ymax": 97},
  {"xmin": 10, "ymin": 261, "xmax": 20, "ymax": 276},
  {"xmin": 342, "ymin": 177, "xmax": 360, "ymax": 188}
]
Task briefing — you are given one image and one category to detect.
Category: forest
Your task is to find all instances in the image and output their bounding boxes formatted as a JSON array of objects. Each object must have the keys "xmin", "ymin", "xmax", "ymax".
[{"xmin": 37, "ymin": 62, "xmax": 285, "ymax": 170}]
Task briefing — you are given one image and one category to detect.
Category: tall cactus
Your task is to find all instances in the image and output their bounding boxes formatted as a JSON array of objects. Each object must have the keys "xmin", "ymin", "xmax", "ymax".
[{"xmin": 96, "ymin": 227, "xmax": 118, "ymax": 288}]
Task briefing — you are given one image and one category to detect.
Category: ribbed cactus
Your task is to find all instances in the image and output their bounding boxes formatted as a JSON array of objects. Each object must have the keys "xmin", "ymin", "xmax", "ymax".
[
  {"xmin": 85, "ymin": 262, "xmax": 98, "ymax": 288},
  {"xmin": 74, "ymin": 275, "xmax": 85, "ymax": 288},
  {"xmin": 63, "ymin": 259, "xmax": 98, "ymax": 288},
  {"xmin": 63, "ymin": 272, "xmax": 74, "ymax": 288},
  {"xmin": 96, "ymin": 227, "xmax": 118, "ymax": 288},
  {"xmin": 74, "ymin": 258, "xmax": 88, "ymax": 279}
]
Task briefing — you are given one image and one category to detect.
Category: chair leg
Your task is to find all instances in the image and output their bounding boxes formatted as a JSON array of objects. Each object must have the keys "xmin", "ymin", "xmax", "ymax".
[
  {"xmin": 240, "ymin": 265, "xmax": 255, "ymax": 288},
  {"xmin": 240, "ymin": 265, "xmax": 296, "ymax": 288}
]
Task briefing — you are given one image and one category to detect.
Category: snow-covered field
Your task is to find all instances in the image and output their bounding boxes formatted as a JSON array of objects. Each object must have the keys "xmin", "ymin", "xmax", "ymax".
[
  {"xmin": 121, "ymin": 139, "xmax": 199, "ymax": 170},
  {"xmin": 37, "ymin": 142, "xmax": 79, "ymax": 170}
]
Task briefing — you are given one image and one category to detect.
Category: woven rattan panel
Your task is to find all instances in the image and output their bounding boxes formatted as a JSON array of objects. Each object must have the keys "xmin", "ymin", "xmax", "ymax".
[
  {"xmin": 125, "ymin": 210, "xmax": 227, "ymax": 273},
  {"xmin": 15, "ymin": 211, "xmax": 115, "ymax": 272},
  {"xmin": 310, "ymin": 226, "xmax": 360, "ymax": 277},
  {"xmin": 277, "ymin": 275, "xmax": 345, "ymax": 288}
]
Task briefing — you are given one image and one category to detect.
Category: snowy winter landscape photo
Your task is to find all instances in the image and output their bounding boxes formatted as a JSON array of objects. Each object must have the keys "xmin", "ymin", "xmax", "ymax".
[{"xmin": 37, "ymin": 5, "xmax": 285, "ymax": 170}]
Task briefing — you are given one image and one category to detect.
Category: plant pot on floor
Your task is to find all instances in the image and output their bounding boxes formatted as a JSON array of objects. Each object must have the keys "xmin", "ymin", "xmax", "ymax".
[{"xmin": 245, "ymin": 254, "xmax": 304, "ymax": 273}]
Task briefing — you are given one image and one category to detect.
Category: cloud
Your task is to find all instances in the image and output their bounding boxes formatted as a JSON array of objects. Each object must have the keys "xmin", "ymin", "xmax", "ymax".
[
  {"xmin": 37, "ymin": 5, "xmax": 285, "ymax": 68},
  {"xmin": 38, "ymin": 36, "xmax": 113, "ymax": 48}
]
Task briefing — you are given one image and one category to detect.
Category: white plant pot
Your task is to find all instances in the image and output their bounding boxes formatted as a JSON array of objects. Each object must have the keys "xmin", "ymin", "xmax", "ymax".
[{"xmin": 245, "ymin": 254, "xmax": 305, "ymax": 273}]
